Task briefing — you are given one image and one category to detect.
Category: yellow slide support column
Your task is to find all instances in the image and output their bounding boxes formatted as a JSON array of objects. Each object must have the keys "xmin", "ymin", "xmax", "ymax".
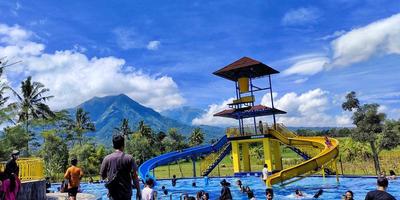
[
  {"xmin": 242, "ymin": 143, "xmax": 251, "ymax": 172},
  {"xmin": 263, "ymin": 138, "xmax": 273, "ymax": 172},
  {"xmin": 231, "ymin": 141, "xmax": 241, "ymax": 173},
  {"xmin": 271, "ymin": 141, "xmax": 282, "ymax": 171},
  {"xmin": 333, "ymin": 158, "xmax": 339, "ymax": 182}
]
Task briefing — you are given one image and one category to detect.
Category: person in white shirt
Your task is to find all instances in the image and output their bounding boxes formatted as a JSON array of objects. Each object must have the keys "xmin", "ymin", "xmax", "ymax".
[
  {"xmin": 142, "ymin": 178, "xmax": 157, "ymax": 200},
  {"xmin": 262, "ymin": 164, "xmax": 269, "ymax": 181}
]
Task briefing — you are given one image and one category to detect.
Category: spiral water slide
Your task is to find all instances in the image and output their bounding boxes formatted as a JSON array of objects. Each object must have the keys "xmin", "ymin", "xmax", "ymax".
[{"xmin": 266, "ymin": 126, "xmax": 339, "ymax": 187}]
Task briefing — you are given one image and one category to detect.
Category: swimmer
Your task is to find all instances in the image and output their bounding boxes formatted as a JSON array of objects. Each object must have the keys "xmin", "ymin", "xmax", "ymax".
[{"xmin": 295, "ymin": 189, "xmax": 304, "ymax": 198}]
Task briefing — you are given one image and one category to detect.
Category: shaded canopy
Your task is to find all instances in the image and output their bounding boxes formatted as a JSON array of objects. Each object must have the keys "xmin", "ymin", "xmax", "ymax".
[
  {"xmin": 214, "ymin": 105, "xmax": 286, "ymax": 119},
  {"xmin": 213, "ymin": 57, "xmax": 279, "ymax": 81}
]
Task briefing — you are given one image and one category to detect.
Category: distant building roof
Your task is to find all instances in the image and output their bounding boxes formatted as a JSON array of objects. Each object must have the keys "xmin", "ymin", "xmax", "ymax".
[
  {"xmin": 213, "ymin": 57, "xmax": 279, "ymax": 81},
  {"xmin": 213, "ymin": 105, "xmax": 286, "ymax": 119}
]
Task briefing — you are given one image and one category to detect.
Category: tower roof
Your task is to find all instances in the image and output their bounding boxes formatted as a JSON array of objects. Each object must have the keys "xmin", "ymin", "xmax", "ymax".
[
  {"xmin": 213, "ymin": 105, "xmax": 286, "ymax": 119},
  {"xmin": 213, "ymin": 57, "xmax": 279, "ymax": 81}
]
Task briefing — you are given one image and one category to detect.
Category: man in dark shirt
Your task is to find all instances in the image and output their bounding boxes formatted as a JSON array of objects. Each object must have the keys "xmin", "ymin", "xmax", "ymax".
[
  {"xmin": 365, "ymin": 177, "xmax": 396, "ymax": 200},
  {"xmin": 100, "ymin": 135, "xmax": 141, "ymax": 200},
  {"xmin": 5, "ymin": 150, "xmax": 20, "ymax": 178}
]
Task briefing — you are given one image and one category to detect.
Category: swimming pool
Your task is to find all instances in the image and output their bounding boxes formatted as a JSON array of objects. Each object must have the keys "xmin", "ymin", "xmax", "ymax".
[{"xmin": 51, "ymin": 176, "xmax": 400, "ymax": 199}]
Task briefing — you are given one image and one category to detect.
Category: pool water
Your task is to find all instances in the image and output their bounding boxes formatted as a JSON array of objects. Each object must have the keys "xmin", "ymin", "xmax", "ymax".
[{"xmin": 51, "ymin": 176, "xmax": 400, "ymax": 199}]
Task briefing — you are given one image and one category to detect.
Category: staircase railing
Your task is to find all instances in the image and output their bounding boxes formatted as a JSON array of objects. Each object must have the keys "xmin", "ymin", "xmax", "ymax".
[
  {"xmin": 275, "ymin": 123, "xmax": 297, "ymax": 138},
  {"xmin": 200, "ymin": 143, "xmax": 232, "ymax": 176}
]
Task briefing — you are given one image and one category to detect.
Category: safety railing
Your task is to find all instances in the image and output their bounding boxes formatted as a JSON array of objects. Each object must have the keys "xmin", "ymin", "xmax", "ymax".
[
  {"xmin": 225, "ymin": 122, "xmax": 270, "ymax": 138},
  {"xmin": 275, "ymin": 123, "xmax": 297, "ymax": 138},
  {"xmin": 0, "ymin": 158, "xmax": 44, "ymax": 181},
  {"xmin": 200, "ymin": 143, "xmax": 231, "ymax": 176}
]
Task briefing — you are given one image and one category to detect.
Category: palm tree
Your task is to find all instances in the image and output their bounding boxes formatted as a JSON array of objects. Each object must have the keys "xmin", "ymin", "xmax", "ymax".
[
  {"xmin": 0, "ymin": 59, "xmax": 10, "ymax": 124},
  {"xmin": 9, "ymin": 76, "xmax": 55, "ymax": 152},
  {"xmin": 137, "ymin": 120, "xmax": 153, "ymax": 139},
  {"xmin": 166, "ymin": 128, "xmax": 187, "ymax": 151},
  {"xmin": 189, "ymin": 127, "xmax": 204, "ymax": 146},
  {"xmin": 66, "ymin": 108, "xmax": 95, "ymax": 145},
  {"xmin": 114, "ymin": 118, "xmax": 133, "ymax": 146}
]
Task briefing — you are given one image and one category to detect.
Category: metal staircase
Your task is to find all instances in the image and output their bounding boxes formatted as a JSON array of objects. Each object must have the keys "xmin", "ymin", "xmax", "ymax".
[{"xmin": 200, "ymin": 143, "xmax": 232, "ymax": 176}]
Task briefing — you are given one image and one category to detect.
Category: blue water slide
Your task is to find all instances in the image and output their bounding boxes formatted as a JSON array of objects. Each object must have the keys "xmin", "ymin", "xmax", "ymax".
[{"xmin": 138, "ymin": 135, "xmax": 228, "ymax": 181}]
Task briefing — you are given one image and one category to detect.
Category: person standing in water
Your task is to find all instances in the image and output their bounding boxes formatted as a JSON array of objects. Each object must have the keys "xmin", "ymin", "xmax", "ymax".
[
  {"xmin": 266, "ymin": 188, "xmax": 274, "ymax": 200},
  {"xmin": 219, "ymin": 179, "xmax": 232, "ymax": 200},
  {"xmin": 365, "ymin": 177, "xmax": 395, "ymax": 200},
  {"xmin": 172, "ymin": 174, "xmax": 177, "ymax": 187},
  {"xmin": 262, "ymin": 164, "xmax": 269, "ymax": 182},
  {"xmin": 342, "ymin": 190, "xmax": 354, "ymax": 200}
]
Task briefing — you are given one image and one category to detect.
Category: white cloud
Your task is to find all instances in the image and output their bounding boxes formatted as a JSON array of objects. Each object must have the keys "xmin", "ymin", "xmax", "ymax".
[
  {"xmin": 319, "ymin": 30, "xmax": 346, "ymax": 40},
  {"xmin": 261, "ymin": 88, "xmax": 352, "ymax": 127},
  {"xmin": 390, "ymin": 109, "xmax": 400, "ymax": 120},
  {"xmin": 192, "ymin": 98, "xmax": 236, "ymax": 126},
  {"xmin": 260, "ymin": 92, "xmax": 278, "ymax": 108},
  {"xmin": 113, "ymin": 27, "xmax": 160, "ymax": 51},
  {"xmin": 283, "ymin": 13, "xmax": 400, "ymax": 76},
  {"xmin": 332, "ymin": 13, "xmax": 400, "ymax": 66},
  {"xmin": 282, "ymin": 7, "xmax": 321, "ymax": 26},
  {"xmin": 73, "ymin": 44, "xmax": 87, "ymax": 53},
  {"xmin": 146, "ymin": 40, "xmax": 160, "ymax": 50},
  {"xmin": 194, "ymin": 89, "xmax": 356, "ymax": 127},
  {"xmin": 283, "ymin": 56, "xmax": 330, "ymax": 75},
  {"xmin": 335, "ymin": 113, "xmax": 352, "ymax": 126},
  {"xmin": 0, "ymin": 23, "xmax": 185, "ymax": 111},
  {"xmin": 378, "ymin": 105, "xmax": 388, "ymax": 113},
  {"xmin": 113, "ymin": 28, "xmax": 143, "ymax": 50},
  {"xmin": 0, "ymin": 24, "xmax": 32, "ymax": 45},
  {"xmin": 294, "ymin": 78, "xmax": 308, "ymax": 84},
  {"xmin": 378, "ymin": 105, "xmax": 400, "ymax": 120}
]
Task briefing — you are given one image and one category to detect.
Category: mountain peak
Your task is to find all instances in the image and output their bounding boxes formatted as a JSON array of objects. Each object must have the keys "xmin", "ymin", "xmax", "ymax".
[
  {"xmin": 91, "ymin": 93, "xmax": 132, "ymax": 102},
  {"xmin": 68, "ymin": 94, "xmax": 224, "ymax": 145}
]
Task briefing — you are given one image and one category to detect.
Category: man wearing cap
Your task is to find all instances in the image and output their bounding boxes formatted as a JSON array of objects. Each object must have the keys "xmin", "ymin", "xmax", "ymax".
[{"xmin": 5, "ymin": 150, "xmax": 20, "ymax": 179}]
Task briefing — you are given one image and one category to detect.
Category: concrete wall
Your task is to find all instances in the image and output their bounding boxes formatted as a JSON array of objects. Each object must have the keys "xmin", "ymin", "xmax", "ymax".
[{"xmin": 18, "ymin": 180, "xmax": 46, "ymax": 200}]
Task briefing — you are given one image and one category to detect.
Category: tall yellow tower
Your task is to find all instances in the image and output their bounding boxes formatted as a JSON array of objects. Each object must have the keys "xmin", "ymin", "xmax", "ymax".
[{"xmin": 213, "ymin": 57, "xmax": 286, "ymax": 174}]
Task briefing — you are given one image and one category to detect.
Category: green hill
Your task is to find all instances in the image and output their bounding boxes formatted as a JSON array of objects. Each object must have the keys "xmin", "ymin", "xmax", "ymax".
[{"xmin": 70, "ymin": 94, "xmax": 224, "ymax": 144}]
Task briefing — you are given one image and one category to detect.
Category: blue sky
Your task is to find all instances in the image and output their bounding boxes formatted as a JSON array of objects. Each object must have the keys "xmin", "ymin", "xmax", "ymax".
[{"xmin": 0, "ymin": 0, "xmax": 399, "ymax": 127}]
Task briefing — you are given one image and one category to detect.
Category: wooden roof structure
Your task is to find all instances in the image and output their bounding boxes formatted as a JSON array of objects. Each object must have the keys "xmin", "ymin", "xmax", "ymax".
[
  {"xmin": 213, "ymin": 57, "xmax": 279, "ymax": 81},
  {"xmin": 214, "ymin": 105, "xmax": 286, "ymax": 119}
]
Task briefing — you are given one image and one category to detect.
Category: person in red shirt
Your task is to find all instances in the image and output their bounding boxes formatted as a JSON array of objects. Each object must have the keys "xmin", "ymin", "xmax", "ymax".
[{"xmin": 64, "ymin": 158, "xmax": 83, "ymax": 200}]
